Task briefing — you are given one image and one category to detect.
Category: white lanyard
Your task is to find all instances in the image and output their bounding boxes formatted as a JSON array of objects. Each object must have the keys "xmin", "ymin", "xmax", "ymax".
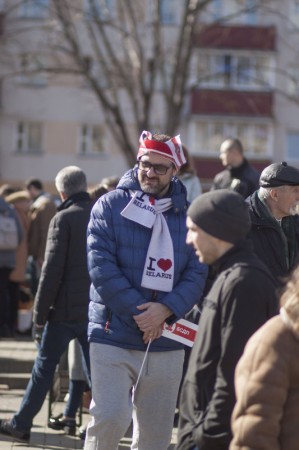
[{"xmin": 132, "ymin": 339, "xmax": 152, "ymax": 402}]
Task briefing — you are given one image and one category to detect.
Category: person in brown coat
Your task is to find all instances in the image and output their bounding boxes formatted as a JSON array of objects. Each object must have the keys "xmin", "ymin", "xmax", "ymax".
[
  {"xmin": 5, "ymin": 190, "xmax": 31, "ymax": 334},
  {"xmin": 230, "ymin": 264, "xmax": 299, "ymax": 450},
  {"xmin": 25, "ymin": 178, "xmax": 56, "ymax": 294}
]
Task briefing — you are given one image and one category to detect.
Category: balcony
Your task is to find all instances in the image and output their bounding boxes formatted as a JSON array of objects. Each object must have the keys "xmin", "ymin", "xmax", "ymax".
[
  {"xmin": 194, "ymin": 24, "xmax": 276, "ymax": 51},
  {"xmin": 191, "ymin": 89, "xmax": 273, "ymax": 117}
]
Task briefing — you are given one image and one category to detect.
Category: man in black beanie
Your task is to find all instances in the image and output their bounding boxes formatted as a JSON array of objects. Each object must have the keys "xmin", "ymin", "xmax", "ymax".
[
  {"xmin": 176, "ymin": 189, "xmax": 278, "ymax": 450},
  {"xmin": 247, "ymin": 161, "xmax": 299, "ymax": 286}
]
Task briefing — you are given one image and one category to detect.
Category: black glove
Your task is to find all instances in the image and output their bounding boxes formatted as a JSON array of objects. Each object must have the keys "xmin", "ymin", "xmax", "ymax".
[{"xmin": 32, "ymin": 323, "xmax": 45, "ymax": 347}]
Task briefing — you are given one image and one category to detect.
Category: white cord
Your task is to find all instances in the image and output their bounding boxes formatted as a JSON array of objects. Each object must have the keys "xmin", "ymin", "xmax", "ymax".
[{"xmin": 132, "ymin": 339, "xmax": 152, "ymax": 401}]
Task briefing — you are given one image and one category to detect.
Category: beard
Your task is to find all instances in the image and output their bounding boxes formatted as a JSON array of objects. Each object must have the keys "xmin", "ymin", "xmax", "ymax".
[
  {"xmin": 138, "ymin": 173, "xmax": 170, "ymax": 197},
  {"xmin": 289, "ymin": 203, "xmax": 299, "ymax": 216}
]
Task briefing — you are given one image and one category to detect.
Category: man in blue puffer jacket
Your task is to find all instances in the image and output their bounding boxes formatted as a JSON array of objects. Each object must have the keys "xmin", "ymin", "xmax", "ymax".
[{"xmin": 85, "ymin": 131, "xmax": 208, "ymax": 450}]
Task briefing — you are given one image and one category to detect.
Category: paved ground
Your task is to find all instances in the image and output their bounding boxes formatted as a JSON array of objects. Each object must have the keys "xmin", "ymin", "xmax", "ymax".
[{"xmin": 0, "ymin": 336, "xmax": 177, "ymax": 449}]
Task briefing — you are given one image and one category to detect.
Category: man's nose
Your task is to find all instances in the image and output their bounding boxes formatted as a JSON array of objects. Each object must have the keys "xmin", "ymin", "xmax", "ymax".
[
  {"xmin": 146, "ymin": 166, "xmax": 156, "ymax": 177},
  {"xmin": 186, "ymin": 230, "xmax": 192, "ymax": 245}
]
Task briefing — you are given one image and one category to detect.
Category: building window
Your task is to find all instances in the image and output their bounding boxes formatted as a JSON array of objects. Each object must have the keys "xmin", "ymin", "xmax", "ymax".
[
  {"xmin": 287, "ymin": 132, "xmax": 299, "ymax": 159},
  {"xmin": 85, "ymin": 0, "xmax": 115, "ymax": 21},
  {"xmin": 204, "ymin": 0, "xmax": 222, "ymax": 21},
  {"xmin": 16, "ymin": 54, "xmax": 47, "ymax": 86},
  {"xmin": 16, "ymin": 122, "xmax": 42, "ymax": 153},
  {"xmin": 19, "ymin": 0, "xmax": 49, "ymax": 19},
  {"xmin": 197, "ymin": 52, "xmax": 274, "ymax": 90},
  {"xmin": 289, "ymin": 0, "xmax": 299, "ymax": 28},
  {"xmin": 194, "ymin": 120, "xmax": 272, "ymax": 156},
  {"xmin": 243, "ymin": 0, "xmax": 257, "ymax": 24},
  {"xmin": 79, "ymin": 124, "xmax": 104, "ymax": 155},
  {"xmin": 202, "ymin": 0, "xmax": 258, "ymax": 24},
  {"xmin": 228, "ymin": 0, "xmax": 257, "ymax": 25},
  {"xmin": 287, "ymin": 65, "xmax": 299, "ymax": 96},
  {"xmin": 160, "ymin": 0, "xmax": 177, "ymax": 24}
]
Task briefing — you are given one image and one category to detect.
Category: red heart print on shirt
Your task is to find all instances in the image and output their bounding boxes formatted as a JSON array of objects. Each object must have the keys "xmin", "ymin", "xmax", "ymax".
[{"xmin": 157, "ymin": 259, "xmax": 172, "ymax": 272}]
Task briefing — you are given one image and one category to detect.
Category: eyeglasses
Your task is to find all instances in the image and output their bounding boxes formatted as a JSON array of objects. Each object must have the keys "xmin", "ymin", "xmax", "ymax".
[{"xmin": 137, "ymin": 160, "xmax": 173, "ymax": 175}]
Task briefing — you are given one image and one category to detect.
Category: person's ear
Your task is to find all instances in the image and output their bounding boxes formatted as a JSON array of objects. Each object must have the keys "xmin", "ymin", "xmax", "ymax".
[
  {"xmin": 269, "ymin": 188, "xmax": 279, "ymax": 202},
  {"xmin": 172, "ymin": 165, "xmax": 179, "ymax": 176},
  {"xmin": 59, "ymin": 191, "xmax": 67, "ymax": 201}
]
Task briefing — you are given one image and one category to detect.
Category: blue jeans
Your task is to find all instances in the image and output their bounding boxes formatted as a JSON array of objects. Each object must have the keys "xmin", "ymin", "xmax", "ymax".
[
  {"xmin": 12, "ymin": 320, "xmax": 90, "ymax": 432},
  {"xmin": 65, "ymin": 379, "xmax": 86, "ymax": 417}
]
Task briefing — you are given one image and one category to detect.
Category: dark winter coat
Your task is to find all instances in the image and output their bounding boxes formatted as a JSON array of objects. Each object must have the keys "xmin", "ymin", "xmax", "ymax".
[
  {"xmin": 211, "ymin": 159, "xmax": 260, "ymax": 199},
  {"xmin": 87, "ymin": 169, "xmax": 208, "ymax": 352},
  {"xmin": 176, "ymin": 240, "xmax": 278, "ymax": 450},
  {"xmin": 247, "ymin": 191, "xmax": 299, "ymax": 285},
  {"xmin": 33, "ymin": 192, "xmax": 92, "ymax": 325},
  {"xmin": 0, "ymin": 197, "xmax": 23, "ymax": 269}
]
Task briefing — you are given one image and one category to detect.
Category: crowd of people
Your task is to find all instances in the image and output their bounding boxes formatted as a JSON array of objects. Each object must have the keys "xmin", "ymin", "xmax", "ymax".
[{"xmin": 0, "ymin": 131, "xmax": 298, "ymax": 450}]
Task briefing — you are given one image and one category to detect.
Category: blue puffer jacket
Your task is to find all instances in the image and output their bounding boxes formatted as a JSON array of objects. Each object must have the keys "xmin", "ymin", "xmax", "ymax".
[{"xmin": 87, "ymin": 169, "xmax": 208, "ymax": 351}]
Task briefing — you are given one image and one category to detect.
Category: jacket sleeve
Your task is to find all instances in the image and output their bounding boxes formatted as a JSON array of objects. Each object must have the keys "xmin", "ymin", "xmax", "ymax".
[
  {"xmin": 87, "ymin": 196, "xmax": 207, "ymax": 321},
  {"xmin": 33, "ymin": 213, "xmax": 68, "ymax": 325},
  {"xmin": 193, "ymin": 271, "xmax": 277, "ymax": 449},
  {"xmin": 230, "ymin": 322, "xmax": 289, "ymax": 450}
]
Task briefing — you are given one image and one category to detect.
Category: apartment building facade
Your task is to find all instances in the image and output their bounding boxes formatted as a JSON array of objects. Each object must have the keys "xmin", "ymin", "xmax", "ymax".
[{"xmin": 0, "ymin": 0, "xmax": 299, "ymax": 191}]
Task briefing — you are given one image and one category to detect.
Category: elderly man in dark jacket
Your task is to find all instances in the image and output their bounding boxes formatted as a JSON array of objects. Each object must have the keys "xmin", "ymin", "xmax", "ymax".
[
  {"xmin": 0, "ymin": 165, "xmax": 92, "ymax": 444},
  {"xmin": 176, "ymin": 190, "xmax": 278, "ymax": 450},
  {"xmin": 247, "ymin": 161, "xmax": 299, "ymax": 287}
]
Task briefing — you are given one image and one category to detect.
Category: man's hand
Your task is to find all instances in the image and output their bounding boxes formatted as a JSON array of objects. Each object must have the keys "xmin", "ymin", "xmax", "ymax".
[
  {"xmin": 133, "ymin": 302, "xmax": 172, "ymax": 343},
  {"xmin": 32, "ymin": 323, "xmax": 44, "ymax": 347},
  {"xmin": 142, "ymin": 326, "xmax": 163, "ymax": 344}
]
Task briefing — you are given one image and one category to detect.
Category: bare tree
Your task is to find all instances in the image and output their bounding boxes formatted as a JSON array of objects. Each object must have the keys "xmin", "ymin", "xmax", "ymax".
[
  {"xmin": 51, "ymin": 0, "xmax": 213, "ymax": 166},
  {"xmin": 1, "ymin": 0, "xmax": 299, "ymax": 166},
  {"xmin": 0, "ymin": 0, "xmax": 213, "ymax": 166}
]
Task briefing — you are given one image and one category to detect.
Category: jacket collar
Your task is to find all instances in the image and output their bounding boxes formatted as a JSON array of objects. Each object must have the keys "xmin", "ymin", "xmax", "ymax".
[
  {"xmin": 211, "ymin": 239, "xmax": 254, "ymax": 275},
  {"xmin": 230, "ymin": 158, "xmax": 249, "ymax": 177},
  {"xmin": 57, "ymin": 192, "xmax": 90, "ymax": 211}
]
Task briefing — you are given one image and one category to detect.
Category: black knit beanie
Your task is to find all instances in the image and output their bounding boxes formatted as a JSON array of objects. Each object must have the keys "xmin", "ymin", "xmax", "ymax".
[{"xmin": 187, "ymin": 189, "xmax": 251, "ymax": 244}]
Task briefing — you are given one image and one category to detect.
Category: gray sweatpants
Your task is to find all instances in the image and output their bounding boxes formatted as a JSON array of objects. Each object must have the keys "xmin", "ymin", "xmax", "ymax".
[{"xmin": 84, "ymin": 343, "xmax": 184, "ymax": 450}]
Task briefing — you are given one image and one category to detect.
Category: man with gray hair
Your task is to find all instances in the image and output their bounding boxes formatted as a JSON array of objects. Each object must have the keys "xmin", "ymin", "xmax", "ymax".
[
  {"xmin": 247, "ymin": 161, "xmax": 299, "ymax": 286},
  {"xmin": 0, "ymin": 166, "xmax": 92, "ymax": 444}
]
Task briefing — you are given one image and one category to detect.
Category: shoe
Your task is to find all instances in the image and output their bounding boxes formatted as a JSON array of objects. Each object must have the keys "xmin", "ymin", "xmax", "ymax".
[
  {"xmin": 0, "ymin": 419, "xmax": 30, "ymax": 443},
  {"xmin": 79, "ymin": 424, "xmax": 86, "ymax": 441},
  {"xmin": 48, "ymin": 413, "xmax": 76, "ymax": 436}
]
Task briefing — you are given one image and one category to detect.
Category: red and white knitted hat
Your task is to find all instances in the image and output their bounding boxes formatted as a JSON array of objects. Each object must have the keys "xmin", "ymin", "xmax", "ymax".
[{"xmin": 137, "ymin": 130, "xmax": 186, "ymax": 169}]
